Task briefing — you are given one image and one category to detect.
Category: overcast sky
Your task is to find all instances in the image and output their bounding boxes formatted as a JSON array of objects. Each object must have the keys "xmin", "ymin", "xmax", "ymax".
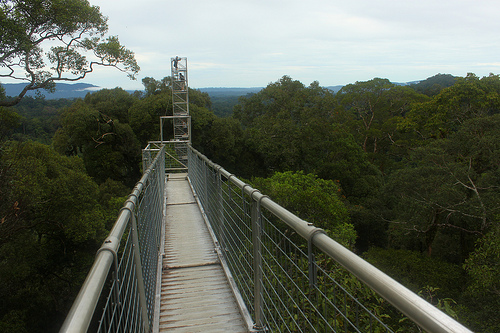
[{"xmin": 48, "ymin": 0, "xmax": 500, "ymax": 89}]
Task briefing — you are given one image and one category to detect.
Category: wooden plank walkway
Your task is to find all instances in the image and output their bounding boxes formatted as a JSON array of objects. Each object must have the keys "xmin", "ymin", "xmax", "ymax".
[{"xmin": 158, "ymin": 173, "xmax": 247, "ymax": 332}]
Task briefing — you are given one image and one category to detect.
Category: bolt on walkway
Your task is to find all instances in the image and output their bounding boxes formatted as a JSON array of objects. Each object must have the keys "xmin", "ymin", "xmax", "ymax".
[{"xmin": 158, "ymin": 173, "xmax": 247, "ymax": 332}]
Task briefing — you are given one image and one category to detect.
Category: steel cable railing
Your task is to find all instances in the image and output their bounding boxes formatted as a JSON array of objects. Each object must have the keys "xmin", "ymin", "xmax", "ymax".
[
  {"xmin": 60, "ymin": 146, "xmax": 165, "ymax": 333},
  {"xmin": 188, "ymin": 145, "xmax": 473, "ymax": 333},
  {"xmin": 61, "ymin": 141, "xmax": 473, "ymax": 333}
]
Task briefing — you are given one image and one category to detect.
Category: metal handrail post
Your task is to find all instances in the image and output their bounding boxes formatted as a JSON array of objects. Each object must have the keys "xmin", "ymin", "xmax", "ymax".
[
  {"xmin": 216, "ymin": 169, "xmax": 225, "ymax": 249},
  {"xmin": 131, "ymin": 213, "xmax": 151, "ymax": 332},
  {"xmin": 204, "ymin": 160, "xmax": 209, "ymax": 214},
  {"xmin": 251, "ymin": 198, "xmax": 264, "ymax": 330}
]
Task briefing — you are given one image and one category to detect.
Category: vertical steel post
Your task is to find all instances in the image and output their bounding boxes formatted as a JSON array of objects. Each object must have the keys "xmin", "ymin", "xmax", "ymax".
[
  {"xmin": 160, "ymin": 117, "xmax": 164, "ymax": 142},
  {"xmin": 216, "ymin": 169, "xmax": 224, "ymax": 249},
  {"xmin": 142, "ymin": 149, "xmax": 151, "ymax": 173},
  {"xmin": 203, "ymin": 160, "xmax": 209, "ymax": 215},
  {"xmin": 308, "ymin": 238, "xmax": 317, "ymax": 289},
  {"xmin": 131, "ymin": 214, "xmax": 151, "ymax": 332},
  {"xmin": 251, "ymin": 198, "xmax": 264, "ymax": 330}
]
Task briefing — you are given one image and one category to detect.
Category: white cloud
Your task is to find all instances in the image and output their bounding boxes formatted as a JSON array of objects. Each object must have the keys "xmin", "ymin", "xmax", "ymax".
[{"xmin": 67, "ymin": 0, "xmax": 500, "ymax": 88}]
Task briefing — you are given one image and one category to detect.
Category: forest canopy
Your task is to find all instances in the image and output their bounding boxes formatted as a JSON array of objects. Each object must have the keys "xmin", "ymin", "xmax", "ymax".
[{"xmin": 1, "ymin": 72, "xmax": 499, "ymax": 332}]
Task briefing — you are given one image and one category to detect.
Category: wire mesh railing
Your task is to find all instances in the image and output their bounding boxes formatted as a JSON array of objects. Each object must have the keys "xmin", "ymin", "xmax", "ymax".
[
  {"xmin": 60, "ymin": 145, "xmax": 165, "ymax": 333},
  {"xmin": 60, "ymin": 141, "xmax": 472, "ymax": 333},
  {"xmin": 145, "ymin": 141, "xmax": 188, "ymax": 173},
  {"xmin": 188, "ymin": 146, "xmax": 473, "ymax": 333}
]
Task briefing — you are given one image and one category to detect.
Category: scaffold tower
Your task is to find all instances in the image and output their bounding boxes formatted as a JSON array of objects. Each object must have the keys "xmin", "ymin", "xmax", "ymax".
[
  {"xmin": 171, "ymin": 56, "xmax": 190, "ymax": 142},
  {"xmin": 160, "ymin": 56, "xmax": 190, "ymax": 168}
]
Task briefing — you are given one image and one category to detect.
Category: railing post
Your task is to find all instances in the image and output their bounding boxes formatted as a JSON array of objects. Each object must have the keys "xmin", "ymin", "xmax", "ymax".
[
  {"xmin": 216, "ymin": 169, "xmax": 225, "ymax": 250},
  {"xmin": 251, "ymin": 194, "xmax": 265, "ymax": 331},
  {"xmin": 308, "ymin": 238, "xmax": 317, "ymax": 289},
  {"xmin": 142, "ymin": 149, "xmax": 151, "ymax": 172},
  {"xmin": 203, "ymin": 160, "xmax": 208, "ymax": 214},
  {"xmin": 131, "ymin": 213, "xmax": 151, "ymax": 332}
]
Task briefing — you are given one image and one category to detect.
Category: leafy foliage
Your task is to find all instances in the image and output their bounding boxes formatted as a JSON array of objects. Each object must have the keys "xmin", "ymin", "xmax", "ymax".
[
  {"xmin": 403, "ymin": 73, "xmax": 500, "ymax": 139},
  {"xmin": 0, "ymin": 141, "xmax": 106, "ymax": 331},
  {"xmin": 383, "ymin": 114, "xmax": 500, "ymax": 262},
  {"xmin": 0, "ymin": 0, "xmax": 139, "ymax": 106},
  {"xmin": 2, "ymin": 71, "xmax": 500, "ymax": 331},
  {"xmin": 364, "ymin": 248, "xmax": 464, "ymax": 296},
  {"xmin": 83, "ymin": 87, "xmax": 138, "ymax": 123},
  {"xmin": 53, "ymin": 98, "xmax": 141, "ymax": 186},
  {"xmin": 460, "ymin": 224, "xmax": 500, "ymax": 332},
  {"xmin": 252, "ymin": 171, "xmax": 355, "ymax": 247}
]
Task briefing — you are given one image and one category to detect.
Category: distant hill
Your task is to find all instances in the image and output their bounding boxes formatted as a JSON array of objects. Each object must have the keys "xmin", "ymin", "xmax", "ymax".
[
  {"xmin": 2, "ymin": 82, "xmax": 104, "ymax": 100},
  {"xmin": 198, "ymin": 87, "xmax": 263, "ymax": 97},
  {"xmin": 409, "ymin": 74, "xmax": 458, "ymax": 96},
  {"xmin": 1, "ymin": 75, "xmax": 458, "ymax": 102},
  {"xmin": 326, "ymin": 85, "xmax": 344, "ymax": 93}
]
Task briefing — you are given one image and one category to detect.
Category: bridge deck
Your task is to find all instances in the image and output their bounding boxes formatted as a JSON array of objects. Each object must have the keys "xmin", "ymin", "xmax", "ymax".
[{"xmin": 158, "ymin": 173, "xmax": 247, "ymax": 332}]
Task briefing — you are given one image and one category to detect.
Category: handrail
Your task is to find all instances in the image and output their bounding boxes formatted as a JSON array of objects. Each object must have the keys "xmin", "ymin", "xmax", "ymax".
[
  {"xmin": 60, "ymin": 145, "xmax": 166, "ymax": 333},
  {"xmin": 188, "ymin": 145, "xmax": 472, "ymax": 333}
]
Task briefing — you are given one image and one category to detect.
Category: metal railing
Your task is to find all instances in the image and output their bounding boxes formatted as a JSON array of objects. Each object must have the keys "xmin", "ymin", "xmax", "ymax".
[
  {"xmin": 61, "ymin": 141, "xmax": 473, "ymax": 333},
  {"xmin": 145, "ymin": 141, "xmax": 188, "ymax": 173},
  {"xmin": 60, "ymin": 145, "xmax": 166, "ymax": 333},
  {"xmin": 188, "ymin": 146, "xmax": 473, "ymax": 333}
]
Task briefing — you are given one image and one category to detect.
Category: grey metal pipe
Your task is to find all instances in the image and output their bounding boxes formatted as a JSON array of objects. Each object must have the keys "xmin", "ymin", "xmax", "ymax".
[
  {"xmin": 313, "ymin": 234, "xmax": 472, "ymax": 333},
  {"xmin": 60, "ymin": 146, "xmax": 165, "ymax": 333},
  {"xmin": 59, "ymin": 252, "xmax": 114, "ymax": 333},
  {"xmin": 188, "ymin": 146, "xmax": 473, "ymax": 333}
]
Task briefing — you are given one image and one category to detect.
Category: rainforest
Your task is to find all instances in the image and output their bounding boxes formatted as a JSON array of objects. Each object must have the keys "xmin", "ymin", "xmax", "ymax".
[{"xmin": 1, "ymin": 72, "xmax": 499, "ymax": 332}]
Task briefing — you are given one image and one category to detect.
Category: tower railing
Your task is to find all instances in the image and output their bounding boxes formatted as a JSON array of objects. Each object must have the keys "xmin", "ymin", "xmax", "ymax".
[
  {"xmin": 188, "ymin": 145, "xmax": 473, "ymax": 333},
  {"xmin": 59, "ymin": 145, "xmax": 166, "ymax": 333}
]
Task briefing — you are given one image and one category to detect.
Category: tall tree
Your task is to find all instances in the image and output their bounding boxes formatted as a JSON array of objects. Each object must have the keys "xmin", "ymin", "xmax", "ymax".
[
  {"xmin": 252, "ymin": 171, "xmax": 356, "ymax": 248},
  {"xmin": 0, "ymin": 141, "xmax": 106, "ymax": 331},
  {"xmin": 0, "ymin": 0, "xmax": 139, "ymax": 107},
  {"xmin": 403, "ymin": 73, "xmax": 500, "ymax": 140},
  {"xmin": 53, "ymin": 99, "xmax": 141, "ymax": 186},
  {"xmin": 334, "ymin": 78, "xmax": 428, "ymax": 162},
  {"xmin": 383, "ymin": 115, "xmax": 500, "ymax": 261},
  {"xmin": 462, "ymin": 224, "xmax": 500, "ymax": 332},
  {"xmin": 83, "ymin": 87, "xmax": 138, "ymax": 123},
  {"xmin": 233, "ymin": 76, "xmax": 382, "ymax": 200},
  {"xmin": 409, "ymin": 73, "xmax": 457, "ymax": 97}
]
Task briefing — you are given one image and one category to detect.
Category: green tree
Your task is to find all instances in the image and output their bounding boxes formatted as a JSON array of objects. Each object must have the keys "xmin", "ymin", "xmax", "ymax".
[
  {"xmin": 234, "ymin": 77, "xmax": 334, "ymax": 172},
  {"xmin": 0, "ymin": 106, "xmax": 22, "ymax": 140},
  {"xmin": 233, "ymin": 76, "xmax": 382, "ymax": 201},
  {"xmin": 461, "ymin": 224, "xmax": 500, "ymax": 332},
  {"xmin": 200, "ymin": 116, "xmax": 265, "ymax": 178},
  {"xmin": 383, "ymin": 115, "xmax": 500, "ymax": 261},
  {"xmin": 141, "ymin": 76, "xmax": 171, "ymax": 97},
  {"xmin": 464, "ymin": 225, "xmax": 500, "ymax": 297},
  {"xmin": 0, "ymin": 141, "xmax": 106, "ymax": 331},
  {"xmin": 334, "ymin": 78, "xmax": 428, "ymax": 171},
  {"xmin": 53, "ymin": 98, "xmax": 141, "ymax": 186},
  {"xmin": 403, "ymin": 73, "xmax": 500, "ymax": 140},
  {"xmin": 83, "ymin": 88, "xmax": 138, "ymax": 123},
  {"xmin": 252, "ymin": 171, "xmax": 356, "ymax": 247},
  {"xmin": 128, "ymin": 92, "xmax": 172, "ymax": 145},
  {"xmin": 0, "ymin": 0, "xmax": 139, "ymax": 107}
]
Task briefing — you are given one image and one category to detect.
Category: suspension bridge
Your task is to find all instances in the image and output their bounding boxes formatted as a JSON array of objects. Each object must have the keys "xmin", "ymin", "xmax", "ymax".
[{"xmin": 59, "ymin": 58, "xmax": 472, "ymax": 333}]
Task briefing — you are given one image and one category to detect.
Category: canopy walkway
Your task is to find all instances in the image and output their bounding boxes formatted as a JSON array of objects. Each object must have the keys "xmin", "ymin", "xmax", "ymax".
[
  {"xmin": 159, "ymin": 173, "xmax": 246, "ymax": 332},
  {"xmin": 60, "ymin": 142, "xmax": 473, "ymax": 333},
  {"xmin": 60, "ymin": 56, "xmax": 472, "ymax": 332}
]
